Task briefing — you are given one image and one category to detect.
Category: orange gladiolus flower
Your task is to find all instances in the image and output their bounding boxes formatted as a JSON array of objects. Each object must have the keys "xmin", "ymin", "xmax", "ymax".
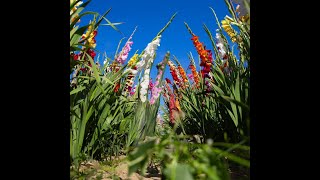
[
  {"xmin": 178, "ymin": 66, "xmax": 188, "ymax": 84},
  {"xmin": 175, "ymin": 98, "xmax": 181, "ymax": 112},
  {"xmin": 189, "ymin": 64, "xmax": 200, "ymax": 87},
  {"xmin": 191, "ymin": 35, "xmax": 213, "ymax": 79}
]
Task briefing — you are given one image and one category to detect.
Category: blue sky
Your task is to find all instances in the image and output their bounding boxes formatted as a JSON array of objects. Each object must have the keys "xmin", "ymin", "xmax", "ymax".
[
  {"xmin": 79, "ymin": 0, "xmax": 236, "ymax": 79},
  {"xmin": 77, "ymin": 0, "xmax": 239, "ymax": 109}
]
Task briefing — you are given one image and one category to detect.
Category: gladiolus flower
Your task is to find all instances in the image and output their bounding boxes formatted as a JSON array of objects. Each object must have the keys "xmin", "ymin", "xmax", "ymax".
[
  {"xmin": 190, "ymin": 35, "xmax": 213, "ymax": 79},
  {"xmin": 122, "ymin": 67, "xmax": 138, "ymax": 95},
  {"xmin": 72, "ymin": 53, "xmax": 79, "ymax": 61},
  {"xmin": 216, "ymin": 32, "xmax": 229, "ymax": 73},
  {"xmin": 221, "ymin": 19, "xmax": 237, "ymax": 43},
  {"xmin": 86, "ymin": 49, "xmax": 96, "ymax": 59},
  {"xmin": 140, "ymin": 69, "xmax": 150, "ymax": 102},
  {"xmin": 139, "ymin": 36, "xmax": 161, "ymax": 102},
  {"xmin": 149, "ymin": 78, "xmax": 154, "ymax": 91},
  {"xmin": 149, "ymin": 54, "xmax": 168, "ymax": 105},
  {"xmin": 169, "ymin": 93, "xmax": 176, "ymax": 124},
  {"xmin": 168, "ymin": 61, "xmax": 184, "ymax": 89},
  {"xmin": 127, "ymin": 54, "xmax": 139, "ymax": 67},
  {"xmin": 114, "ymin": 83, "xmax": 120, "ymax": 93},
  {"xmin": 129, "ymin": 85, "xmax": 136, "ymax": 96},
  {"xmin": 175, "ymin": 98, "xmax": 181, "ymax": 112},
  {"xmin": 149, "ymin": 87, "xmax": 162, "ymax": 105},
  {"xmin": 116, "ymin": 38, "xmax": 133, "ymax": 64},
  {"xmin": 156, "ymin": 113, "xmax": 164, "ymax": 126},
  {"xmin": 136, "ymin": 36, "xmax": 161, "ymax": 71},
  {"xmin": 187, "ymin": 73, "xmax": 194, "ymax": 81},
  {"xmin": 189, "ymin": 64, "xmax": 200, "ymax": 87},
  {"xmin": 82, "ymin": 26, "xmax": 98, "ymax": 49},
  {"xmin": 216, "ymin": 33, "xmax": 227, "ymax": 60},
  {"xmin": 178, "ymin": 66, "xmax": 188, "ymax": 84},
  {"xmin": 165, "ymin": 78, "xmax": 172, "ymax": 84}
]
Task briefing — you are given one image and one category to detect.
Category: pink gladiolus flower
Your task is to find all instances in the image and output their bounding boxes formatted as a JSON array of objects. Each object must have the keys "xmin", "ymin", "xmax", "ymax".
[
  {"xmin": 187, "ymin": 73, "xmax": 194, "ymax": 81},
  {"xmin": 129, "ymin": 85, "xmax": 136, "ymax": 96},
  {"xmin": 149, "ymin": 86, "xmax": 162, "ymax": 105},
  {"xmin": 116, "ymin": 38, "xmax": 133, "ymax": 64},
  {"xmin": 149, "ymin": 78, "xmax": 154, "ymax": 91},
  {"xmin": 149, "ymin": 57, "xmax": 166, "ymax": 105}
]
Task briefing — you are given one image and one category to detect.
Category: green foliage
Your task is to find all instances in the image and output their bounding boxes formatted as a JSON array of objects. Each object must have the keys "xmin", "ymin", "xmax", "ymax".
[
  {"xmin": 128, "ymin": 129, "xmax": 249, "ymax": 179},
  {"xmin": 165, "ymin": 3, "xmax": 250, "ymax": 144},
  {"xmin": 128, "ymin": 1, "xmax": 251, "ymax": 179},
  {"xmin": 70, "ymin": 1, "xmax": 176, "ymax": 171}
]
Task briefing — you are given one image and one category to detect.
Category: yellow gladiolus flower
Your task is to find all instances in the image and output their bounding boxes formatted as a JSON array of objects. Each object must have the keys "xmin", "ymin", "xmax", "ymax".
[
  {"xmin": 128, "ymin": 54, "xmax": 138, "ymax": 67},
  {"xmin": 221, "ymin": 20, "xmax": 228, "ymax": 25},
  {"xmin": 221, "ymin": 19, "xmax": 237, "ymax": 43}
]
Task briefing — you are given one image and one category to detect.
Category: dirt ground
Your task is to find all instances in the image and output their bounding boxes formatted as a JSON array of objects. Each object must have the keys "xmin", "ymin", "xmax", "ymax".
[
  {"xmin": 71, "ymin": 156, "xmax": 249, "ymax": 180},
  {"xmin": 72, "ymin": 156, "xmax": 161, "ymax": 180}
]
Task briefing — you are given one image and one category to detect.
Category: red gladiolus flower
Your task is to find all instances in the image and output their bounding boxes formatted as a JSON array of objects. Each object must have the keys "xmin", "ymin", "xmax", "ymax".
[
  {"xmin": 73, "ymin": 54, "xmax": 79, "ymax": 61},
  {"xmin": 169, "ymin": 93, "xmax": 176, "ymax": 125},
  {"xmin": 114, "ymin": 83, "xmax": 120, "ymax": 93},
  {"xmin": 168, "ymin": 61, "xmax": 184, "ymax": 89},
  {"xmin": 87, "ymin": 49, "xmax": 96, "ymax": 59},
  {"xmin": 165, "ymin": 78, "xmax": 172, "ymax": 84},
  {"xmin": 93, "ymin": 30, "xmax": 97, "ymax": 37}
]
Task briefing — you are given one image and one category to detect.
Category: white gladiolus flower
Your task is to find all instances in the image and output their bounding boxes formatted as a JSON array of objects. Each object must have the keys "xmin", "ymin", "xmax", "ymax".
[
  {"xmin": 140, "ymin": 87, "xmax": 148, "ymax": 102},
  {"xmin": 136, "ymin": 36, "xmax": 161, "ymax": 70},
  {"xmin": 144, "ymin": 69, "xmax": 150, "ymax": 75},
  {"xmin": 140, "ymin": 70, "xmax": 150, "ymax": 102},
  {"xmin": 216, "ymin": 33, "xmax": 229, "ymax": 73},
  {"xmin": 103, "ymin": 58, "xmax": 108, "ymax": 66},
  {"xmin": 131, "ymin": 69, "xmax": 138, "ymax": 75},
  {"xmin": 138, "ymin": 36, "xmax": 161, "ymax": 102},
  {"xmin": 216, "ymin": 33, "xmax": 227, "ymax": 60}
]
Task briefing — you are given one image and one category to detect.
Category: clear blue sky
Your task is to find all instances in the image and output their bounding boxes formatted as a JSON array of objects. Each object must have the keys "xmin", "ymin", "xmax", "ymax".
[{"xmin": 78, "ymin": 0, "xmax": 237, "ymax": 82}]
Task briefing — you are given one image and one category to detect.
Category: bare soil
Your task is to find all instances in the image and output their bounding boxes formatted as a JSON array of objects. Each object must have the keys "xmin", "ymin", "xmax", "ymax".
[{"xmin": 71, "ymin": 156, "xmax": 161, "ymax": 180}]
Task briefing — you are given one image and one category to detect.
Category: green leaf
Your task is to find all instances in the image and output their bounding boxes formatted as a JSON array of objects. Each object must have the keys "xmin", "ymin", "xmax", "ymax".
[
  {"xmin": 114, "ymin": 37, "xmax": 126, "ymax": 59},
  {"xmin": 212, "ymin": 148, "xmax": 250, "ymax": 167},
  {"xmin": 70, "ymin": 86, "xmax": 86, "ymax": 95},
  {"xmin": 174, "ymin": 164, "xmax": 194, "ymax": 180},
  {"xmin": 224, "ymin": 0, "xmax": 238, "ymax": 23},
  {"xmin": 203, "ymin": 23, "xmax": 220, "ymax": 62},
  {"xmin": 155, "ymin": 12, "xmax": 177, "ymax": 39},
  {"xmin": 128, "ymin": 138, "xmax": 156, "ymax": 175},
  {"xmin": 94, "ymin": 8, "xmax": 112, "ymax": 30},
  {"xmin": 101, "ymin": 16, "xmax": 123, "ymax": 34},
  {"xmin": 221, "ymin": 95, "xmax": 249, "ymax": 111},
  {"xmin": 100, "ymin": 22, "xmax": 123, "ymax": 26},
  {"xmin": 70, "ymin": 26, "xmax": 78, "ymax": 39},
  {"xmin": 209, "ymin": 7, "xmax": 222, "ymax": 30},
  {"xmin": 227, "ymin": 108, "xmax": 237, "ymax": 127},
  {"xmin": 212, "ymin": 83, "xmax": 225, "ymax": 96},
  {"xmin": 230, "ymin": 93, "xmax": 238, "ymax": 127},
  {"xmin": 70, "ymin": 11, "xmax": 98, "ymax": 28}
]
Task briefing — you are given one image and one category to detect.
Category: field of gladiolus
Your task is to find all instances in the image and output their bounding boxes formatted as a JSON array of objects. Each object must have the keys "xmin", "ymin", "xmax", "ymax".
[{"xmin": 70, "ymin": 0, "xmax": 250, "ymax": 179}]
